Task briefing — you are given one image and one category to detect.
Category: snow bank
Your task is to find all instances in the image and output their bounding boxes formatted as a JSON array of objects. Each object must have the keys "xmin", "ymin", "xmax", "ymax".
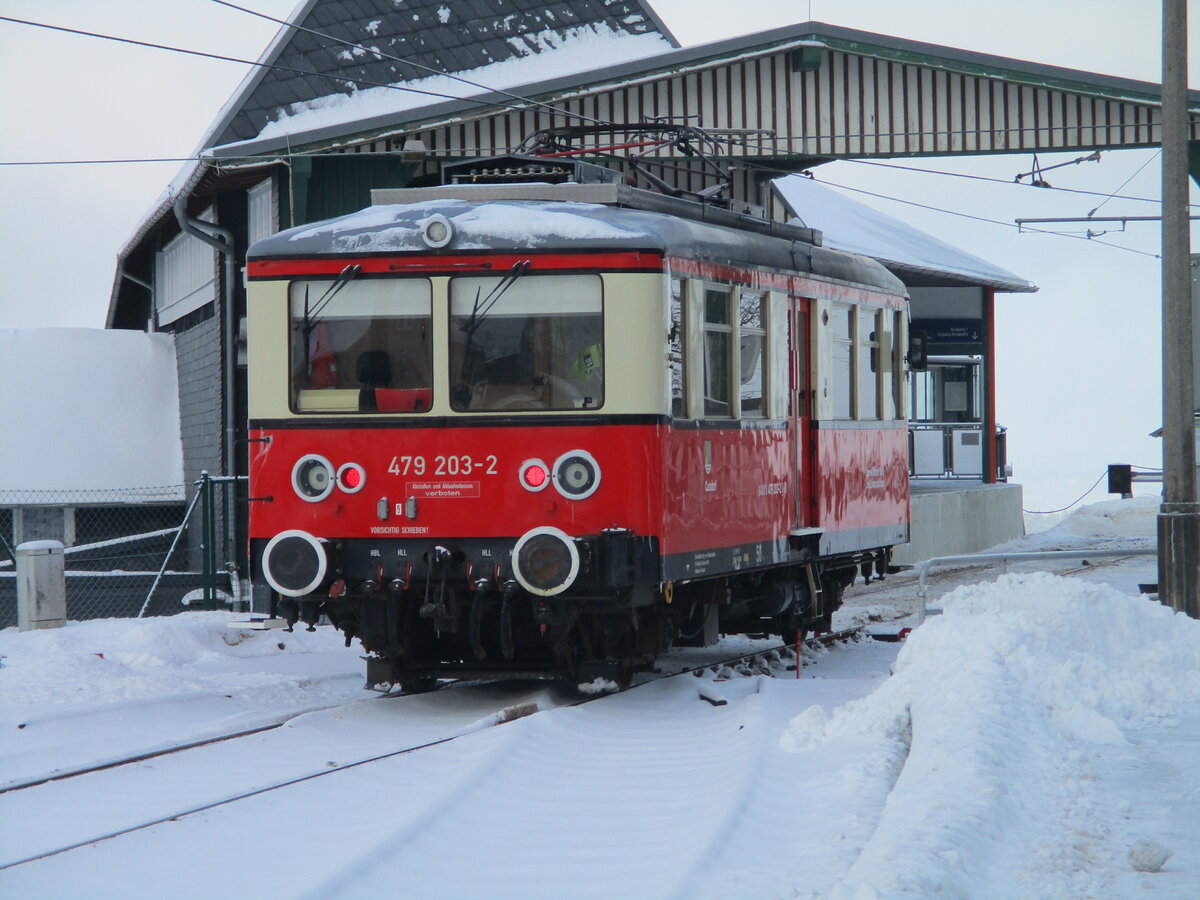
[
  {"xmin": 782, "ymin": 573, "xmax": 1200, "ymax": 897},
  {"xmin": 1001, "ymin": 495, "xmax": 1159, "ymax": 553},
  {"xmin": 1042, "ymin": 495, "xmax": 1159, "ymax": 540},
  {"xmin": 0, "ymin": 612, "xmax": 354, "ymax": 711}
]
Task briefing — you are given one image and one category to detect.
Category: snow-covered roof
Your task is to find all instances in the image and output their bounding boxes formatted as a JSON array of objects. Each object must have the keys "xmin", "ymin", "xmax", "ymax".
[
  {"xmin": 0, "ymin": 330, "xmax": 184, "ymax": 501},
  {"xmin": 772, "ymin": 175, "xmax": 1037, "ymax": 294},
  {"xmin": 244, "ymin": 24, "xmax": 676, "ymax": 147},
  {"xmin": 211, "ymin": 0, "xmax": 677, "ymax": 148}
]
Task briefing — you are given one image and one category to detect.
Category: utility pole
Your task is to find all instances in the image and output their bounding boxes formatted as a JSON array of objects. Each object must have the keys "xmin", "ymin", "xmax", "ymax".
[{"xmin": 1159, "ymin": 0, "xmax": 1200, "ymax": 615}]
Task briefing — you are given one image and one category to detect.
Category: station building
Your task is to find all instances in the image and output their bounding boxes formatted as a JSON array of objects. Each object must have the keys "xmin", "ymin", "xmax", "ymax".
[{"xmin": 105, "ymin": 0, "xmax": 1200, "ymax": 573}]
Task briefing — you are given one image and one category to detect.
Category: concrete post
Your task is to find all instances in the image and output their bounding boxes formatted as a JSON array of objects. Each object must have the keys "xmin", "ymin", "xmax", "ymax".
[
  {"xmin": 16, "ymin": 540, "xmax": 66, "ymax": 631},
  {"xmin": 1159, "ymin": 0, "xmax": 1200, "ymax": 616}
]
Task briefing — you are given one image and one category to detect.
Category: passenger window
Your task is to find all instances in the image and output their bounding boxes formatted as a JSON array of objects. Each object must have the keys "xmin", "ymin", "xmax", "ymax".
[
  {"xmin": 739, "ymin": 290, "xmax": 766, "ymax": 418},
  {"xmin": 880, "ymin": 310, "xmax": 896, "ymax": 419},
  {"xmin": 832, "ymin": 303, "xmax": 853, "ymax": 419},
  {"xmin": 858, "ymin": 308, "xmax": 879, "ymax": 420},
  {"xmin": 703, "ymin": 287, "xmax": 733, "ymax": 417},
  {"xmin": 669, "ymin": 279, "xmax": 685, "ymax": 417}
]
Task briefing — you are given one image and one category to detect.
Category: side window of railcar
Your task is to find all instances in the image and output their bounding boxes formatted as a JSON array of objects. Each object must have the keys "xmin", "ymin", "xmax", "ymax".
[
  {"xmin": 739, "ymin": 290, "xmax": 766, "ymax": 418},
  {"xmin": 703, "ymin": 287, "xmax": 733, "ymax": 417},
  {"xmin": 893, "ymin": 311, "xmax": 908, "ymax": 419},
  {"xmin": 448, "ymin": 273, "xmax": 603, "ymax": 412},
  {"xmin": 288, "ymin": 278, "xmax": 432, "ymax": 414},
  {"xmin": 669, "ymin": 279, "xmax": 685, "ymax": 417},
  {"xmin": 857, "ymin": 308, "xmax": 880, "ymax": 420},
  {"xmin": 879, "ymin": 310, "xmax": 908, "ymax": 419},
  {"xmin": 831, "ymin": 303, "xmax": 854, "ymax": 419}
]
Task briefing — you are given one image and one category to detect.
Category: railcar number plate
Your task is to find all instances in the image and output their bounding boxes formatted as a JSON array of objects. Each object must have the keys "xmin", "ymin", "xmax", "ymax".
[{"xmin": 388, "ymin": 455, "xmax": 499, "ymax": 477}]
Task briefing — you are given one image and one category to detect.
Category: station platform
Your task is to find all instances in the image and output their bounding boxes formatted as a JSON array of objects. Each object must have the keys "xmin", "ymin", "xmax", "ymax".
[{"xmin": 891, "ymin": 480, "xmax": 1025, "ymax": 566}]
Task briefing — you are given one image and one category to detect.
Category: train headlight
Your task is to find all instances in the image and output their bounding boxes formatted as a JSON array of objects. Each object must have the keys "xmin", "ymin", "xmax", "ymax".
[
  {"xmin": 337, "ymin": 462, "xmax": 366, "ymax": 493},
  {"xmin": 512, "ymin": 526, "xmax": 579, "ymax": 596},
  {"xmin": 420, "ymin": 214, "xmax": 454, "ymax": 249},
  {"xmin": 518, "ymin": 459, "xmax": 551, "ymax": 492},
  {"xmin": 293, "ymin": 454, "xmax": 334, "ymax": 502},
  {"xmin": 262, "ymin": 530, "xmax": 330, "ymax": 597},
  {"xmin": 552, "ymin": 450, "xmax": 600, "ymax": 500}
]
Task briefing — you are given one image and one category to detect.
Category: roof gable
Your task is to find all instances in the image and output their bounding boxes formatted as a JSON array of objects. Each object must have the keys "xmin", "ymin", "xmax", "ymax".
[{"xmin": 210, "ymin": 0, "xmax": 678, "ymax": 147}]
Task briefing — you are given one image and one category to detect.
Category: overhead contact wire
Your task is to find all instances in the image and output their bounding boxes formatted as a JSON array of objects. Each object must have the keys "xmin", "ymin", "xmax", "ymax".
[{"xmin": 0, "ymin": 15, "xmax": 563, "ymax": 121}]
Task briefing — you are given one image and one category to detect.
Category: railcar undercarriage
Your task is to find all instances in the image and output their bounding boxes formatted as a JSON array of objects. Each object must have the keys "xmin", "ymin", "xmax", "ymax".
[{"xmin": 272, "ymin": 548, "xmax": 890, "ymax": 692}]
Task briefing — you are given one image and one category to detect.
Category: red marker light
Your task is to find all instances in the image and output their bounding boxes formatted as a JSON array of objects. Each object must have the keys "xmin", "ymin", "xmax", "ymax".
[
  {"xmin": 519, "ymin": 459, "xmax": 550, "ymax": 492},
  {"xmin": 336, "ymin": 463, "xmax": 366, "ymax": 493}
]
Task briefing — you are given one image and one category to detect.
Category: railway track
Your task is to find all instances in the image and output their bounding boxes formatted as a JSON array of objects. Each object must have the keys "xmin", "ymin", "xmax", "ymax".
[
  {"xmin": 7, "ymin": 546, "xmax": 1116, "ymax": 819},
  {"xmin": 0, "ymin": 626, "xmax": 875, "ymax": 872}
]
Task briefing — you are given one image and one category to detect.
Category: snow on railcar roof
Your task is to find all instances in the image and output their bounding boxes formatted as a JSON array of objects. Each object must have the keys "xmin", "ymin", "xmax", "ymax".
[
  {"xmin": 248, "ymin": 195, "xmax": 907, "ymax": 296},
  {"xmin": 265, "ymin": 199, "xmax": 654, "ymax": 253}
]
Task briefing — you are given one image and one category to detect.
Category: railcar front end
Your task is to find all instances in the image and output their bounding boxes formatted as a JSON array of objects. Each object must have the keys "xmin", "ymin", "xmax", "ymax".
[{"xmin": 245, "ymin": 188, "xmax": 911, "ymax": 688}]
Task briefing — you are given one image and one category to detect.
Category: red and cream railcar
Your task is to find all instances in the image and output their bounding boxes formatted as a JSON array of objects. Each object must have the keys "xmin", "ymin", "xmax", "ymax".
[{"xmin": 245, "ymin": 179, "xmax": 910, "ymax": 688}]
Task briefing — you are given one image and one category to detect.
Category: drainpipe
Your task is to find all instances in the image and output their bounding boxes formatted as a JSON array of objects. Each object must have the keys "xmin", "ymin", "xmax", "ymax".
[
  {"xmin": 117, "ymin": 265, "xmax": 155, "ymax": 330},
  {"xmin": 173, "ymin": 196, "xmax": 238, "ymax": 574}
]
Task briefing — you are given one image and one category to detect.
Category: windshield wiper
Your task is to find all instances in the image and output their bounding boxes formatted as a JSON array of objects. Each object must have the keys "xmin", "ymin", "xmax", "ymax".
[
  {"xmin": 297, "ymin": 264, "xmax": 361, "ymax": 378},
  {"xmin": 460, "ymin": 259, "xmax": 531, "ymax": 335},
  {"xmin": 301, "ymin": 264, "xmax": 361, "ymax": 333}
]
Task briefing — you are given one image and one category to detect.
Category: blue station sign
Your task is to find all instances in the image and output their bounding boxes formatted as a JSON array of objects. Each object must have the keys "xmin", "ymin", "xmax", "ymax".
[{"xmin": 910, "ymin": 318, "xmax": 983, "ymax": 344}]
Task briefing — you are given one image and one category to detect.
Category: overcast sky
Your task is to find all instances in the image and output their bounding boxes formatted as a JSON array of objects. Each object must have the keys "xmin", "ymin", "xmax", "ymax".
[{"xmin": 1, "ymin": 0, "xmax": 1197, "ymax": 512}]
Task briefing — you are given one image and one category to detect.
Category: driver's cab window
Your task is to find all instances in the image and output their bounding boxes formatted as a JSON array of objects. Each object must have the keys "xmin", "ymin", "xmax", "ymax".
[
  {"xmin": 448, "ymin": 273, "xmax": 603, "ymax": 411},
  {"xmin": 289, "ymin": 277, "xmax": 432, "ymax": 414}
]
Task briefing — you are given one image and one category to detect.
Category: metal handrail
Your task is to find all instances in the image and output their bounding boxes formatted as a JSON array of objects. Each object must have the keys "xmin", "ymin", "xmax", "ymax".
[
  {"xmin": 909, "ymin": 422, "xmax": 1008, "ymax": 481},
  {"xmin": 914, "ymin": 547, "xmax": 1157, "ymax": 625}
]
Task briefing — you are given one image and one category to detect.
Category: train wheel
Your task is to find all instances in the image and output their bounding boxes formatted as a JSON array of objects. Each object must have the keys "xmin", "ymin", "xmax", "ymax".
[
  {"xmin": 614, "ymin": 659, "xmax": 635, "ymax": 691},
  {"xmin": 782, "ymin": 626, "xmax": 808, "ymax": 647},
  {"xmin": 399, "ymin": 674, "xmax": 439, "ymax": 694}
]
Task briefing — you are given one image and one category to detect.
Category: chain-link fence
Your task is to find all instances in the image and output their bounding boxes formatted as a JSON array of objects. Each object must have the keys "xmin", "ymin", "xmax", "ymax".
[{"xmin": 0, "ymin": 476, "xmax": 246, "ymax": 628}]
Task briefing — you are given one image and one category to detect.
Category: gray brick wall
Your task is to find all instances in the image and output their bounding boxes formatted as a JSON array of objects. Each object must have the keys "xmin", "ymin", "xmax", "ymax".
[
  {"xmin": 174, "ymin": 310, "xmax": 224, "ymax": 484},
  {"xmin": 171, "ymin": 309, "xmax": 227, "ymax": 571}
]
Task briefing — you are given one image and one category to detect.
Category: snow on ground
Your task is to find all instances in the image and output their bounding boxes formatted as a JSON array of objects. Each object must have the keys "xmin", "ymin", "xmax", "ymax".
[
  {"xmin": 1007, "ymin": 495, "xmax": 1159, "ymax": 548},
  {"xmin": 0, "ymin": 614, "xmax": 365, "ymax": 789},
  {"xmin": 0, "ymin": 498, "xmax": 1197, "ymax": 898},
  {"xmin": 793, "ymin": 572, "xmax": 1199, "ymax": 899}
]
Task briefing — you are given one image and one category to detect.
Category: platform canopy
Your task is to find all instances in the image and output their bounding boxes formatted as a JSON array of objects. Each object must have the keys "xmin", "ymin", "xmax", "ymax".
[{"xmin": 772, "ymin": 175, "xmax": 1037, "ymax": 293}]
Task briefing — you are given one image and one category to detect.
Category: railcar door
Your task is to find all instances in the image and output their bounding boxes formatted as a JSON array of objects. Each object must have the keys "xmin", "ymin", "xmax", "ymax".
[{"xmin": 789, "ymin": 297, "xmax": 812, "ymax": 528}]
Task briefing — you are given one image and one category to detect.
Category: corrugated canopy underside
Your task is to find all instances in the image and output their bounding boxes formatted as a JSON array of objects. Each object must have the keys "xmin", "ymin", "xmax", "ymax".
[{"xmin": 215, "ymin": 0, "xmax": 676, "ymax": 146}]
